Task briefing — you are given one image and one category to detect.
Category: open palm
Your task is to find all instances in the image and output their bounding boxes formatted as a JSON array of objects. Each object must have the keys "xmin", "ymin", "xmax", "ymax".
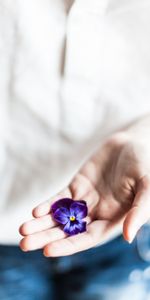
[{"xmin": 20, "ymin": 129, "xmax": 150, "ymax": 257}]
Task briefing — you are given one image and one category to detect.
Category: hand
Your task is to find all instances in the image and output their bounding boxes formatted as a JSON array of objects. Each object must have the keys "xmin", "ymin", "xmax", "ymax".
[{"xmin": 19, "ymin": 116, "xmax": 150, "ymax": 256}]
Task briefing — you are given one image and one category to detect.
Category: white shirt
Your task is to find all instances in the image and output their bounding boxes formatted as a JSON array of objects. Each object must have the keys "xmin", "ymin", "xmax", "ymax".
[{"xmin": 0, "ymin": 0, "xmax": 150, "ymax": 244}]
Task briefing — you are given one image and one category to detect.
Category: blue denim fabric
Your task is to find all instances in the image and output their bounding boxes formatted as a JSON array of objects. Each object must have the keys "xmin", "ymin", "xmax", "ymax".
[{"xmin": 0, "ymin": 235, "xmax": 150, "ymax": 300}]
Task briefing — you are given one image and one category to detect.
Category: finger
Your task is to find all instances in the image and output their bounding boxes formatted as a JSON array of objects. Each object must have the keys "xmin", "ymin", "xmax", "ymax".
[
  {"xmin": 123, "ymin": 175, "xmax": 150, "ymax": 243},
  {"xmin": 33, "ymin": 178, "xmax": 99, "ymax": 220},
  {"xmin": 20, "ymin": 227, "xmax": 66, "ymax": 251},
  {"xmin": 19, "ymin": 214, "xmax": 57, "ymax": 236},
  {"xmin": 43, "ymin": 220, "xmax": 122, "ymax": 257},
  {"xmin": 32, "ymin": 188, "xmax": 72, "ymax": 218},
  {"xmin": 69, "ymin": 173, "xmax": 95, "ymax": 199},
  {"xmin": 20, "ymin": 216, "xmax": 91, "ymax": 252},
  {"xmin": 72, "ymin": 175, "xmax": 101, "ymax": 215}
]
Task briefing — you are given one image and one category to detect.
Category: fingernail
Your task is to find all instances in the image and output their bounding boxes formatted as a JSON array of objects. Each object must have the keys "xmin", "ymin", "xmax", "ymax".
[
  {"xmin": 128, "ymin": 232, "xmax": 136, "ymax": 244},
  {"xmin": 128, "ymin": 239, "xmax": 133, "ymax": 244}
]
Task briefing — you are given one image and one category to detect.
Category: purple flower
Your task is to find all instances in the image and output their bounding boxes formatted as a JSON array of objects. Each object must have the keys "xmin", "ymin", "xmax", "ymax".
[{"xmin": 51, "ymin": 198, "xmax": 88, "ymax": 236}]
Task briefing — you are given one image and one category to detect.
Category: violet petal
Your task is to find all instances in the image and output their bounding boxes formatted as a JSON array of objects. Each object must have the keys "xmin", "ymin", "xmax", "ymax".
[
  {"xmin": 51, "ymin": 198, "xmax": 74, "ymax": 214},
  {"xmin": 64, "ymin": 220, "xmax": 87, "ymax": 235},
  {"xmin": 70, "ymin": 201, "xmax": 87, "ymax": 220},
  {"xmin": 53, "ymin": 207, "xmax": 70, "ymax": 224}
]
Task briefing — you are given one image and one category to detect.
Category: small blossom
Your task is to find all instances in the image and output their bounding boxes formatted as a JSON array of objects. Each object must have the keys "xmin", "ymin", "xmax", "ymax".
[{"xmin": 51, "ymin": 198, "xmax": 88, "ymax": 236}]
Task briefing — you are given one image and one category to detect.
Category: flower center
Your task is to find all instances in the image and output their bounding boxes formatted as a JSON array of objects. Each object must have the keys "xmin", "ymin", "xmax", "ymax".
[{"xmin": 70, "ymin": 216, "xmax": 75, "ymax": 221}]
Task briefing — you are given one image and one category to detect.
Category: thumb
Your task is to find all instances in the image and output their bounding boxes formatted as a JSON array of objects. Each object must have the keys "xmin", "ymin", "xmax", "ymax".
[{"xmin": 123, "ymin": 175, "xmax": 150, "ymax": 243}]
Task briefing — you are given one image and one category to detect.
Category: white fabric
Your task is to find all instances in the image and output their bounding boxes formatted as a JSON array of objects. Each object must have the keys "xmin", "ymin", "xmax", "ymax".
[{"xmin": 0, "ymin": 0, "xmax": 150, "ymax": 244}]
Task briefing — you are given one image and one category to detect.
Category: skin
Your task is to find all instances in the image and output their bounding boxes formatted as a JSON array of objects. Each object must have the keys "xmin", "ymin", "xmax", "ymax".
[{"xmin": 19, "ymin": 115, "xmax": 150, "ymax": 257}]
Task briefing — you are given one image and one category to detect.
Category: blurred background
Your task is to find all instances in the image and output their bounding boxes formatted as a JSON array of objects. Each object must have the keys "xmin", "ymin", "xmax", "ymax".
[{"xmin": 1, "ymin": 0, "xmax": 150, "ymax": 299}]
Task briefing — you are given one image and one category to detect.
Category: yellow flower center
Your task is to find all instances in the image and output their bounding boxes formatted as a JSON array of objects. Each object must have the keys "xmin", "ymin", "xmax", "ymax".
[{"xmin": 70, "ymin": 216, "xmax": 75, "ymax": 221}]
